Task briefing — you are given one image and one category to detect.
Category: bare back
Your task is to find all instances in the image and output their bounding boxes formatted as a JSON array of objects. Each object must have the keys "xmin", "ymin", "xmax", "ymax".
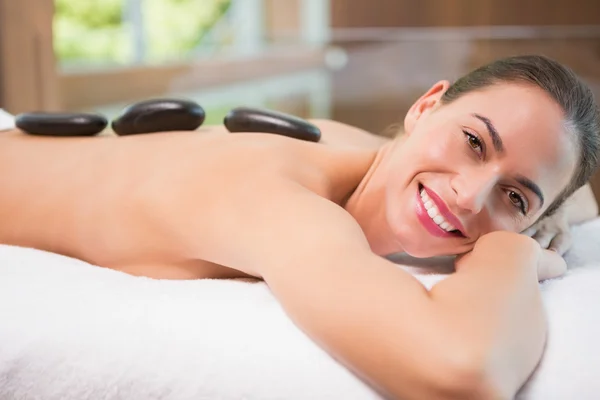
[{"xmin": 0, "ymin": 128, "xmax": 376, "ymax": 279}]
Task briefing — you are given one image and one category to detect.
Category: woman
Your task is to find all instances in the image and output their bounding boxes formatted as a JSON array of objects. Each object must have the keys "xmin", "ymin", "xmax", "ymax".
[{"xmin": 1, "ymin": 55, "xmax": 599, "ymax": 399}]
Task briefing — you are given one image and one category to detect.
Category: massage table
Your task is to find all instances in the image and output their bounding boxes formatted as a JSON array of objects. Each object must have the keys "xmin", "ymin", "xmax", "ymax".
[{"xmin": 0, "ymin": 217, "xmax": 599, "ymax": 400}]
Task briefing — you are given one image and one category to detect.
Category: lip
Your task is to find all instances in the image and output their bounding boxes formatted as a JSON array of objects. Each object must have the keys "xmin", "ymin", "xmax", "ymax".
[{"xmin": 415, "ymin": 184, "xmax": 467, "ymax": 238}]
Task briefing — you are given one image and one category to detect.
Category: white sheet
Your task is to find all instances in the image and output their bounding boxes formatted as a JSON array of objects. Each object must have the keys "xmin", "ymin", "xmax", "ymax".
[{"xmin": 0, "ymin": 218, "xmax": 599, "ymax": 400}]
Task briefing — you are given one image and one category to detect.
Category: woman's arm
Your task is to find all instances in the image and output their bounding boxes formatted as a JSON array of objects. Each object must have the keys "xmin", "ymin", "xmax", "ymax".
[{"xmin": 250, "ymin": 187, "xmax": 550, "ymax": 400}]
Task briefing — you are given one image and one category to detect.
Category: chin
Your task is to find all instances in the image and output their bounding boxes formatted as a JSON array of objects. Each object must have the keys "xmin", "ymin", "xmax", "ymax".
[
  {"xmin": 385, "ymin": 221, "xmax": 434, "ymax": 258},
  {"xmin": 411, "ymin": 243, "xmax": 466, "ymax": 258},
  {"xmin": 386, "ymin": 212, "xmax": 471, "ymax": 258}
]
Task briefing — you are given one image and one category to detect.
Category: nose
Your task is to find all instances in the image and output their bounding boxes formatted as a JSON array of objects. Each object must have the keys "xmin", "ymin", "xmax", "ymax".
[{"xmin": 450, "ymin": 170, "xmax": 497, "ymax": 214}]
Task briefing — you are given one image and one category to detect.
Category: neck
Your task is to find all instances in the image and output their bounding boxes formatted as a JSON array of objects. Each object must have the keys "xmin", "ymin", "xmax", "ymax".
[{"xmin": 344, "ymin": 142, "xmax": 404, "ymax": 256}]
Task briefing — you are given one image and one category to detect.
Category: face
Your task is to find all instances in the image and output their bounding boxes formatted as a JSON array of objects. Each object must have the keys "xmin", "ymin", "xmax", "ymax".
[{"xmin": 348, "ymin": 81, "xmax": 578, "ymax": 258}]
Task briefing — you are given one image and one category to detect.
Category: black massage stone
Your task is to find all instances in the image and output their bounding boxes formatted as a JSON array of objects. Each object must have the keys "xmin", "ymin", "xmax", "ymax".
[
  {"xmin": 224, "ymin": 107, "xmax": 321, "ymax": 142},
  {"xmin": 15, "ymin": 112, "xmax": 108, "ymax": 136},
  {"xmin": 111, "ymin": 98, "xmax": 205, "ymax": 136}
]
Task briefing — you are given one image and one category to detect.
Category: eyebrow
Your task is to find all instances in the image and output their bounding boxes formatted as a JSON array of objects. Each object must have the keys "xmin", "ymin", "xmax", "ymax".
[
  {"xmin": 516, "ymin": 175, "xmax": 544, "ymax": 208},
  {"xmin": 471, "ymin": 113, "xmax": 545, "ymax": 208},
  {"xmin": 472, "ymin": 113, "xmax": 504, "ymax": 153}
]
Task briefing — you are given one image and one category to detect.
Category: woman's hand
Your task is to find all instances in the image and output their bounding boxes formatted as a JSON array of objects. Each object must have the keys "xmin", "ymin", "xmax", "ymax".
[
  {"xmin": 522, "ymin": 206, "xmax": 571, "ymax": 255},
  {"xmin": 523, "ymin": 183, "xmax": 599, "ymax": 256},
  {"xmin": 538, "ymin": 248, "xmax": 567, "ymax": 281}
]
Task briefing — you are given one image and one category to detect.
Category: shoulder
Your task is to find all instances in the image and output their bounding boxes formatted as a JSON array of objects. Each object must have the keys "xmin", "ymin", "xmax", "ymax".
[
  {"xmin": 244, "ymin": 181, "xmax": 374, "ymax": 275},
  {"xmin": 190, "ymin": 175, "xmax": 372, "ymax": 277},
  {"xmin": 309, "ymin": 119, "xmax": 391, "ymax": 149}
]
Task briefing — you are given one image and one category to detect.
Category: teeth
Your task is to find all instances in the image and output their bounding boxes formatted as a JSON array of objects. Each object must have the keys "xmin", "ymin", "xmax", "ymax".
[
  {"xmin": 427, "ymin": 208, "xmax": 437, "ymax": 218},
  {"xmin": 420, "ymin": 188, "xmax": 457, "ymax": 233}
]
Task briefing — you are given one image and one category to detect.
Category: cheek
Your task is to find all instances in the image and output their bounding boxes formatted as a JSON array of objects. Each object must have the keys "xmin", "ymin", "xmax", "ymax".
[
  {"xmin": 429, "ymin": 135, "xmax": 457, "ymax": 162},
  {"xmin": 477, "ymin": 203, "xmax": 528, "ymax": 235},
  {"xmin": 384, "ymin": 132, "xmax": 462, "ymax": 210},
  {"xmin": 410, "ymin": 129, "xmax": 463, "ymax": 168}
]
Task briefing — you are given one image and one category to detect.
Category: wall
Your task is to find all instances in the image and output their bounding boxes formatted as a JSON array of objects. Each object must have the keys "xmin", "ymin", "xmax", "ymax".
[
  {"xmin": 264, "ymin": 0, "xmax": 301, "ymax": 41},
  {"xmin": 330, "ymin": 0, "xmax": 600, "ymax": 28},
  {"xmin": 0, "ymin": 0, "xmax": 60, "ymax": 114}
]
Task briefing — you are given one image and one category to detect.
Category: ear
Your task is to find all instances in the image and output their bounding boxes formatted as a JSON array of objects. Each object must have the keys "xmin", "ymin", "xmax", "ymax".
[{"xmin": 404, "ymin": 80, "xmax": 450, "ymax": 134}]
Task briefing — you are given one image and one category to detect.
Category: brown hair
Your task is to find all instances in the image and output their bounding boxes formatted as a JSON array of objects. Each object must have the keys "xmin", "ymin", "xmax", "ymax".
[{"xmin": 440, "ymin": 55, "xmax": 600, "ymax": 218}]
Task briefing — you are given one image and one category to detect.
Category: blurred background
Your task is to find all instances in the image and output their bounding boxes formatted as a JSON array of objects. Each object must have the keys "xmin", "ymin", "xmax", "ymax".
[
  {"xmin": 0, "ymin": 0, "xmax": 599, "ymax": 146},
  {"xmin": 1, "ymin": 0, "xmax": 599, "ymax": 131}
]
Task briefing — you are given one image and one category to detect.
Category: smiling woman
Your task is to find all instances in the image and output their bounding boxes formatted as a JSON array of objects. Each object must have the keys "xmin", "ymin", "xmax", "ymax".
[
  {"xmin": 343, "ymin": 56, "xmax": 598, "ymax": 259},
  {"xmin": 0, "ymin": 54, "xmax": 599, "ymax": 400}
]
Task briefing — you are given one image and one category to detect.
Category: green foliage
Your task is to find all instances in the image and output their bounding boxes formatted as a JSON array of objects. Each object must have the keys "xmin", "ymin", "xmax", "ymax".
[
  {"xmin": 55, "ymin": 0, "xmax": 123, "ymax": 28},
  {"xmin": 143, "ymin": 0, "xmax": 231, "ymax": 63},
  {"xmin": 54, "ymin": 0, "xmax": 232, "ymax": 67},
  {"xmin": 54, "ymin": 0, "xmax": 128, "ymax": 64}
]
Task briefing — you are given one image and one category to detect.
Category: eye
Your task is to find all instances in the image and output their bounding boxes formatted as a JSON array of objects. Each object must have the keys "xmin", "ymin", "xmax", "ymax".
[
  {"xmin": 507, "ymin": 190, "xmax": 528, "ymax": 214},
  {"xmin": 463, "ymin": 130, "xmax": 484, "ymax": 157}
]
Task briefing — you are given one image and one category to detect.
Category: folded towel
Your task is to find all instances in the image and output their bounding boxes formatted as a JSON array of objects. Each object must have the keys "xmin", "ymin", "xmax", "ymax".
[{"xmin": 0, "ymin": 219, "xmax": 599, "ymax": 400}]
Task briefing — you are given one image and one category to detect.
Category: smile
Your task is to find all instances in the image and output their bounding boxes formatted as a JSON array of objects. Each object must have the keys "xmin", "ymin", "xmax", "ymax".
[{"xmin": 416, "ymin": 184, "xmax": 466, "ymax": 238}]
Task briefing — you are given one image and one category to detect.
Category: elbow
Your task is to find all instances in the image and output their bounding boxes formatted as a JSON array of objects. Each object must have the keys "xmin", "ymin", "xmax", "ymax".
[
  {"xmin": 439, "ymin": 364, "xmax": 505, "ymax": 400},
  {"xmin": 417, "ymin": 349, "xmax": 511, "ymax": 400}
]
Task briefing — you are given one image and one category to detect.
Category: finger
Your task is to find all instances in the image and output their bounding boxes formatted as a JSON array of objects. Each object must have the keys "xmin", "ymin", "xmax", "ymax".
[
  {"xmin": 538, "ymin": 249, "xmax": 567, "ymax": 281},
  {"xmin": 532, "ymin": 230, "xmax": 555, "ymax": 249},
  {"xmin": 548, "ymin": 231, "xmax": 572, "ymax": 256}
]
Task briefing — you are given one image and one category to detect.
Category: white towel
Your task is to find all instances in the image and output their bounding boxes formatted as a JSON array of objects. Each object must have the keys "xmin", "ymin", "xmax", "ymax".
[
  {"xmin": 0, "ymin": 109, "xmax": 15, "ymax": 131},
  {"xmin": 0, "ymin": 219, "xmax": 599, "ymax": 400}
]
